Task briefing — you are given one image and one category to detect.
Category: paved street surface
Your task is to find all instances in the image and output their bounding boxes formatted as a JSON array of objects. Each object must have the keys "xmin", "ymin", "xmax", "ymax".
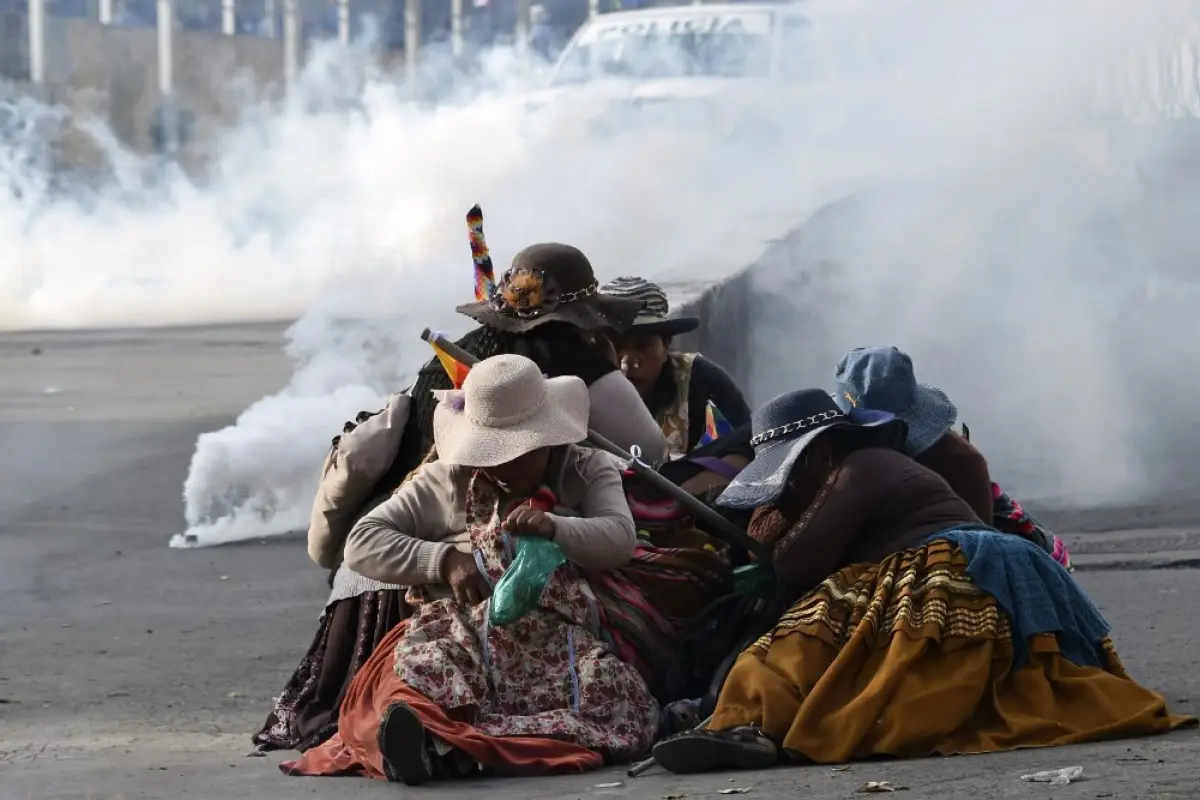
[{"xmin": 1, "ymin": 325, "xmax": 1198, "ymax": 800}]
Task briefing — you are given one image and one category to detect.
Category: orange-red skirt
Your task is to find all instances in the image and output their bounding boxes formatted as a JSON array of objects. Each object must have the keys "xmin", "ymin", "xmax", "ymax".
[{"xmin": 281, "ymin": 621, "xmax": 605, "ymax": 779}]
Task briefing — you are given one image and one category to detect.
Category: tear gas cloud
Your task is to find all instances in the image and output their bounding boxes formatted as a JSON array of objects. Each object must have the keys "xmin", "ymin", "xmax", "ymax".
[{"xmin": 1, "ymin": 0, "xmax": 1198, "ymax": 546}]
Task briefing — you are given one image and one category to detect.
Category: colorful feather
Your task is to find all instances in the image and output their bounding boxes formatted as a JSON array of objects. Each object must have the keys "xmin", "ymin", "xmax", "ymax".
[{"xmin": 467, "ymin": 204, "xmax": 496, "ymax": 303}]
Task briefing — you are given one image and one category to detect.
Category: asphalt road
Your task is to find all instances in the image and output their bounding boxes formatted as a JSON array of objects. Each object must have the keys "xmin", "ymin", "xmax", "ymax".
[{"xmin": 1, "ymin": 324, "xmax": 1197, "ymax": 800}]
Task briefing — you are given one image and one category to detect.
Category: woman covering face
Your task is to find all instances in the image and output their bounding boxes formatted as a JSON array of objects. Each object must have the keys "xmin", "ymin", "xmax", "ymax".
[{"xmin": 650, "ymin": 388, "xmax": 1192, "ymax": 774}]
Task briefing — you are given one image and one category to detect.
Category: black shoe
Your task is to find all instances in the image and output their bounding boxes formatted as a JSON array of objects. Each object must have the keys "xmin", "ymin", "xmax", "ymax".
[
  {"xmin": 377, "ymin": 702, "xmax": 434, "ymax": 786},
  {"xmin": 651, "ymin": 727, "xmax": 779, "ymax": 775}
]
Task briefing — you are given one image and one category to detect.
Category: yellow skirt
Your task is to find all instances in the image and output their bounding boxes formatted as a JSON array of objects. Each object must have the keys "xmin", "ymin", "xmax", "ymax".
[{"xmin": 710, "ymin": 540, "xmax": 1196, "ymax": 762}]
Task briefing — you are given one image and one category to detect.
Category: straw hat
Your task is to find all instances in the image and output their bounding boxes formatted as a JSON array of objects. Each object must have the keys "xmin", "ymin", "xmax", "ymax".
[{"xmin": 432, "ymin": 353, "xmax": 590, "ymax": 467}]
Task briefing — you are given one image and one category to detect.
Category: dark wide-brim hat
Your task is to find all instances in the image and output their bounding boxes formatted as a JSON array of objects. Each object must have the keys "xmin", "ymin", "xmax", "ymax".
[
  {"xmin": 456, "ymin": 243, "xmax": 644, "ymax": 334},
  {"xmin": 600, "ymin": 276, "xmax": 700, "ymax": 337},
  {"xmin": 716, "ymin": 388, "xmax": 908, "ymax": 511},
  {"xmin": 626, "ymin": 312, "xmax": 700, "ymax": 337}
]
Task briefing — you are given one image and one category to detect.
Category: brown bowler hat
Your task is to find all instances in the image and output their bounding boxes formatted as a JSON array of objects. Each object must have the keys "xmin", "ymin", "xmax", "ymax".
[{"xmin": 456, "ymin": 243, "xmax": 644, "ymax": 334}]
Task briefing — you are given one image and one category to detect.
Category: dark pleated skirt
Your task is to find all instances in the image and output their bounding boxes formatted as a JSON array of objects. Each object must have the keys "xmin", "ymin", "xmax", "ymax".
[{"xmin": 253, "ymin": 589, "xmax": 414, "ymax": 752}]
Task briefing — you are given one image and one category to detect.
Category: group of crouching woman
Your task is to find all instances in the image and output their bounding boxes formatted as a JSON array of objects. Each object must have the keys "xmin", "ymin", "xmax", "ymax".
[{"xmin": 255, "ymin": 242, "xmax": 1193, "ymax": 785}]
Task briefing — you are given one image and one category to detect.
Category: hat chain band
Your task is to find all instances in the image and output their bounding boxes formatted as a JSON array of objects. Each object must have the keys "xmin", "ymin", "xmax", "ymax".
[
  {"xmin": 751, "ymin": 410, "xmax": 846, "ymax": 447},
  {"xmin": 557, "ymin": 281, "xmax": 598, "ymax": 303}
]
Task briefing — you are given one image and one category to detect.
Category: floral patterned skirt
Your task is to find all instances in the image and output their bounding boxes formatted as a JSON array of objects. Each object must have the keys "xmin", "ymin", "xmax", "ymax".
[{"xmin": 281, "ymin": 597, "xmax": 660, "ymax": 780}]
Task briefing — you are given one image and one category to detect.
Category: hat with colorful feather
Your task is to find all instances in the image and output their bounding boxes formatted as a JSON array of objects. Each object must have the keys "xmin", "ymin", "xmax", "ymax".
[{"xmin": 455, "ymin": 205, "xmax": 644, "ymax": 334}]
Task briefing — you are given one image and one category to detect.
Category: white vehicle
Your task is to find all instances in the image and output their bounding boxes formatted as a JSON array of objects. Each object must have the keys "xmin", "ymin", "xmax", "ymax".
[{"xmin": 522, "ymin": 0, "xmax": 902, "ymax": 143}]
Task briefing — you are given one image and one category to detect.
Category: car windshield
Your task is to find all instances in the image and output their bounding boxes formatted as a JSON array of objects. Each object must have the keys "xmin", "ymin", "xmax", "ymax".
[{"xmin": 550, "ymin": 11, "xmax": 774, "ymax": 85}]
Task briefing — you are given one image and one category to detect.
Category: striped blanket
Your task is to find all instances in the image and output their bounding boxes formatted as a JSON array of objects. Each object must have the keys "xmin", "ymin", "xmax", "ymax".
[
  {"xmin": 587, "ymin": 537, "xmax": 730, "ymax": 689},
  {"xmin": 991, "ymin": 483, "xmax": 1073, "ymax": 571}
]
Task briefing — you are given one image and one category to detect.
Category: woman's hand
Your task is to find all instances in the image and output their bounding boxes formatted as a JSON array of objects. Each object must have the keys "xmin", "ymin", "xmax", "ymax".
[
  {"xmin": 503, "ymin": 506, "xmax": 557, "ymax": 539},
  {"xmin": 442, "ymin": 549, "xmax": 492, "ymax": 606}
]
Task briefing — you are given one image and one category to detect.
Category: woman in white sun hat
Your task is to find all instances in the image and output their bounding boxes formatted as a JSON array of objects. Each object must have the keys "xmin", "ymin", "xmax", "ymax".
[{"xmin": 283, "ymin": 354, "xmax": 659, "ymax": 785}]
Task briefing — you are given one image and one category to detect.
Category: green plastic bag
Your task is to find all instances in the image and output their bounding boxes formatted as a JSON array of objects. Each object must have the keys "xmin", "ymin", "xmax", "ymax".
[
  {"xmin": 733, "ymin": 563, "xmax": 775, "ymax": 594},
  {"xmin": 489, "ymin": 536, "xmax": 567, "ymax": 627}
]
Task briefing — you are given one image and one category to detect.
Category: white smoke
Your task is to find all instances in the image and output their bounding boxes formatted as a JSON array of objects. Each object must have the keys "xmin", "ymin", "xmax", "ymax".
[{"xmin": 1, "ymin": 0, "xmax": 1198, "ymax": 545}]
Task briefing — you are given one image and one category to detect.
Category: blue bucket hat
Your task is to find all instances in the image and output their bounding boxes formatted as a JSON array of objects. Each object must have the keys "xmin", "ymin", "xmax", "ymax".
[
  {"xmin": 716, "ymin": 388, "xmax": 907, "ymax": 511},
  {"xmin": 834, "ymin": 345, "xmax": 958, "ymax": 457}
]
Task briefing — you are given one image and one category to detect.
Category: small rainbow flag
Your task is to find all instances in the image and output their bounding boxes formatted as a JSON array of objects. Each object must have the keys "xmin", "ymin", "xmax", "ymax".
[
  {"xmin": 428, "ymin": 334, "xmax": 471, "ymax": 390},
  {"xmin": 697, "ymin": 401, "xmax": 733, "ymax": 447},
  {"xmin": 467, "ymin": 204, "xmax": 496, "ymax": 304}
]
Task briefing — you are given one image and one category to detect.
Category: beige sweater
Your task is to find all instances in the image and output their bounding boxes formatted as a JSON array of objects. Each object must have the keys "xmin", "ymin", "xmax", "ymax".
[
  {"xmin": 344, "ymin": 444, "xmax": 636, "ymax": 586},
  {"xmin": 308, "ymin": 371, "xmax": 662, "ymax": 572}
]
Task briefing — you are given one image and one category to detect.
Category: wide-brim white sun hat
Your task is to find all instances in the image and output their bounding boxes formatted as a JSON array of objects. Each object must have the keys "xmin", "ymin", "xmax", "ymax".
[{"xmin": 432, "ymin": 353, "xmax": 590, "ymax": 468}]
